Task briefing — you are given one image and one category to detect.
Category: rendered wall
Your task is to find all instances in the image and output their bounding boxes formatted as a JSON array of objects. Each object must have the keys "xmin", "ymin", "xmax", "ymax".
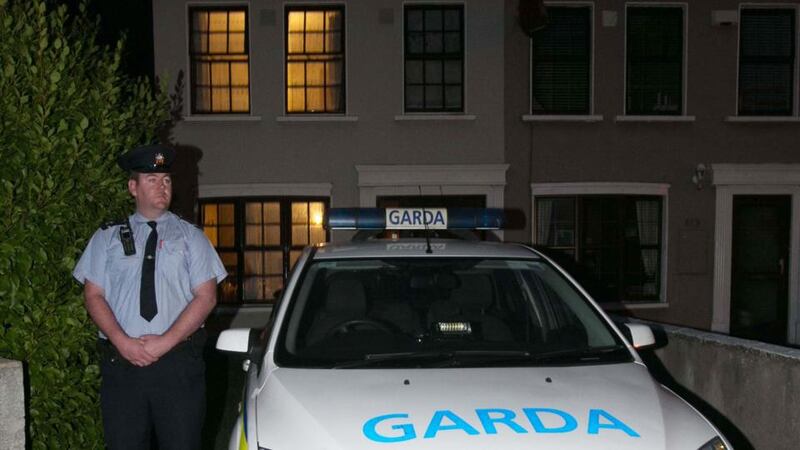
[
  {"xmin": 504, "ymin": 0, "xmax": 800, "ymax": 330},
  {"xmin": 641, "ymin": 322, "xmax": 800, "ymax": 450},
  {"xmin": 0, "ymin": 358, "xmax": 25, "ymax": 450},
  {"xmin": 153, "ymin": 0, "xmax": 507, "ymax": 210}
]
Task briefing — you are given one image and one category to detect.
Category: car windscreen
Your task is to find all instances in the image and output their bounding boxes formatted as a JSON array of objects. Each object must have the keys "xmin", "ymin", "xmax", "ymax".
[{"xmin": 274, "ymin": 257, "xmax": 631, "ymax": 368}]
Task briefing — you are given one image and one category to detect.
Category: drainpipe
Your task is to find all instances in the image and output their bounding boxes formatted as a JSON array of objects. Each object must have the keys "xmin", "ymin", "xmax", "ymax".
[{"xmin": 520, "ymin": 0, "xmax": 547, "ymax": 241}]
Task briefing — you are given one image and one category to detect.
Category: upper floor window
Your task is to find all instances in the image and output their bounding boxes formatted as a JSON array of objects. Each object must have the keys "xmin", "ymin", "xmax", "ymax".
[
  {"xmin": 404, "ymin": 5, "xmax": 464, "ymax": 113},
  {"xmin": 739, "ymin": 9, "xmax": 797, "ymax": 116},
  {"xmin": 531, "ymin": 6, "xmax": 592, "ymax": 115},
  {"xmin": 625, "ymin": 6, "xmax": 684, "ymax": 115},
  {"xmin": 285, "ymin": 6, "xmax": 345, "ymax": 114},
  {"xmin": 189, "ymin": 7, "xmax": 250, "ymax": 114}
]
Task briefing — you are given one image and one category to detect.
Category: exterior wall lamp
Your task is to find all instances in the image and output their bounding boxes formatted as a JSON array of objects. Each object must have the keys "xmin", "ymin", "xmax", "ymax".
[{"xmin": 692, "ymin": 163, "xmax": 707, "ymax": 190}]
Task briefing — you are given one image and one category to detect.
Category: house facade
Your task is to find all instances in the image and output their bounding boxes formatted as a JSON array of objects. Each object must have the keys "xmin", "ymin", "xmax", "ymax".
[{"xmin": 152, "ymin": 0, "xmax": 800, "ymax": 346}]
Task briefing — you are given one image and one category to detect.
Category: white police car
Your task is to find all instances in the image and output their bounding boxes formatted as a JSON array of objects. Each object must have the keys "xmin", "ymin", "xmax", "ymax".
[{"xmin": 217, "ymin": 208, "xmax": 732, "ymax": 450}]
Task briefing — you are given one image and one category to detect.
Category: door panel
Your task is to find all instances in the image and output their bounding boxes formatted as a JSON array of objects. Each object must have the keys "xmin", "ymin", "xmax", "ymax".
[
  {"xmin": 376, "ymin": 195, "xmax": 486, "ymax": 208},
  {"xmin": 731, "ymin": 196, "xmax": 790, "ymax": 345}
]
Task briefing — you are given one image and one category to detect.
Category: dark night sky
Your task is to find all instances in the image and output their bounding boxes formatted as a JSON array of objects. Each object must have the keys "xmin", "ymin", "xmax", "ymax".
[{"xmin": 63, "ymin": 0, "xmax": 154, "ymax": 80}]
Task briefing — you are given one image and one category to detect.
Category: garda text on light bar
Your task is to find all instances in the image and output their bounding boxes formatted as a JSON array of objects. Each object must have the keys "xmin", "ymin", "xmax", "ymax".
[{"xmin": 386, "ymin": 208, "xmax": 448, "ymax": 230}]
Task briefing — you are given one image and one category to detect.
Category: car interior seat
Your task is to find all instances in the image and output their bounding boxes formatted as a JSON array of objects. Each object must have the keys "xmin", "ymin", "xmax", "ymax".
[
  {"xmin": 451, "ymin": 274, "xmax": 514, "ymax": 342},
  {"xmin": 369, "ymin": 292, "xmax": 421, "ymax": 337},
  {"xmin": 305, "ymin": 275, "xmax": 369, "ymax": 345}
]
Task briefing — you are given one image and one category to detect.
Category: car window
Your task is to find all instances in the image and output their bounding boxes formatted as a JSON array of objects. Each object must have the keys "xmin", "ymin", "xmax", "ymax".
[{"xmin": 275, "ymin": 258, "xmax": 629, "ymax": 368}]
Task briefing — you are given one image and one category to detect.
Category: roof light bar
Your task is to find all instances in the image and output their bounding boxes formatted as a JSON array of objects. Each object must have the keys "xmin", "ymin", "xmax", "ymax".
[
  {"xmin": 326, "ymin": 207, "xmax": 505, "ymax": 230},
  {"xmin": 327, "ymin": 208, "xmax": 385, "ymax": 230}
]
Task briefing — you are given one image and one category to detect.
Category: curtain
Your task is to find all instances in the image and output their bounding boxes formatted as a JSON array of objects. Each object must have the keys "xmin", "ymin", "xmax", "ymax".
[
  {"xmin": 635, "ymin": 200, "xmax": 660, "ymax": 296},
  {"xmin": 536, "ymin": 199, "xmax": 554, "ymax": 245}
]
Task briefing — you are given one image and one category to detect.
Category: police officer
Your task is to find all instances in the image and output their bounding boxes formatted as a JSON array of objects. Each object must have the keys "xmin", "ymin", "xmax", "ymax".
[{"xmin": 73, "ymin": 144, "xmax": 227, "ymax": 450}]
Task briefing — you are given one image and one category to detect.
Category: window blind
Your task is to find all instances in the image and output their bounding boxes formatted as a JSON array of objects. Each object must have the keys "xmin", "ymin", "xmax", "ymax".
[
  {"xmin": 532, "ymin": 7, "xmax": 591, "ymax": 115},
  {"xmin": 626, "ymin": 7, "xmax": 683, "ymax": 115},
  {"xmin": 739, "ymin": 9, "xmax": 796, "ymax": 116}
]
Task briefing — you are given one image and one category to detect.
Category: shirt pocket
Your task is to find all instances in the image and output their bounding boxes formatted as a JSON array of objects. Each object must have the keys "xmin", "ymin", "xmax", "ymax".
[
  {"xmin": 106, "ymin": 252, "xmax": 140, "ymax": 292},
  {"xmin": 160, "ymin": 239, "xmax": 188, "ymax": 274}
]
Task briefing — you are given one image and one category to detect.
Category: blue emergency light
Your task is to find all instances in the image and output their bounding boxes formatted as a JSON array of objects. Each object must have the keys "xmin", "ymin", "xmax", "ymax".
[{"xmin": 327, "ymin": 208, "xmax": 505, "ymax": 230}]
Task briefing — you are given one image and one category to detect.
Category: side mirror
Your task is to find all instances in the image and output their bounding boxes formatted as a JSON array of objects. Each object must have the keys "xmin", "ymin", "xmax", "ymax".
[
  {"xmin": 625, "ymin": 323, "xmax": 656, "ymax": 349},
  {"xmin": 216, "ymin": 328, "xmax": 252, "ymax": 354}
]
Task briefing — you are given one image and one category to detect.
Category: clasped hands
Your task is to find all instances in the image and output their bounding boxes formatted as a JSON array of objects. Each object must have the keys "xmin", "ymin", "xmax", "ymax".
[{"xmin": 116, "ymin": 334, "xmax": 177, "ymax": 367}]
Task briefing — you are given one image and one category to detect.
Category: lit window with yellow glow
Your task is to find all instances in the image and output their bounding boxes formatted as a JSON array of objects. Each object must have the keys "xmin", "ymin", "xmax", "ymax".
[
  {"xmin": 200, "ymin": 198, "xmax": 329, "ymax": 304},
  {"xmin": 189, "ymin": 7, "xmax": 250, "ymax": 114},
  {"xmin": 285, "ymin": 7, "xmax": 345, "ymax": 113}
]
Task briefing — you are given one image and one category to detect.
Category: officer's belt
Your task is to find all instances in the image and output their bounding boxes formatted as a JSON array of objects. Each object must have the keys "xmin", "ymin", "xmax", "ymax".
[{"xmin": 97, "ymin": 328, "xmax": 206, "ymax": 363}]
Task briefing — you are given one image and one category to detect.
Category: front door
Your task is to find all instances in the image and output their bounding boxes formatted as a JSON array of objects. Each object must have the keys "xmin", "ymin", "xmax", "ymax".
[{"xmin": 730, "ymin": 196, "xmax": 790, "ymax": 345}]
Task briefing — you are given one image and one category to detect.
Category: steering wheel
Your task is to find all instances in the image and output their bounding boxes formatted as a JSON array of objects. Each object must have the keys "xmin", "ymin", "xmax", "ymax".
[{"xmin": 325, "ymin": 319, "xmax": 394, "ymax": 338}]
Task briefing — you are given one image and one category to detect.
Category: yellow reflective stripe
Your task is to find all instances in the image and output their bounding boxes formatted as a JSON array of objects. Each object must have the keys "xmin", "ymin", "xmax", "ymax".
[{"xmin": 238, "ymin": 414, "xmax": 248, "ymax": 450}]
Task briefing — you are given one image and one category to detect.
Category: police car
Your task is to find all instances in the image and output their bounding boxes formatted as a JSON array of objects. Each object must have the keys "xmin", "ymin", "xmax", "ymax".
[{"xmin": 216, "ymin": 208, "xmax": 732, "ymax": 450}]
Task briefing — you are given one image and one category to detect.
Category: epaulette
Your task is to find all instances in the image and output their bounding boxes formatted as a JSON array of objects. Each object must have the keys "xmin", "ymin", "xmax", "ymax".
[
  {"xmin": 100, "ymin": 219, "xmax": 126, "ymax": 230},
  {"xmin": 175, "ymin": 212, "xmax": 202, "ymax": 229}
]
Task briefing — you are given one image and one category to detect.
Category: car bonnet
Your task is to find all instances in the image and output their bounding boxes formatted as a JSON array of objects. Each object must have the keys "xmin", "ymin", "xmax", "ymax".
[{"xmin": 252, "ymin": 362, "xmax": 718, "ymax": 450}]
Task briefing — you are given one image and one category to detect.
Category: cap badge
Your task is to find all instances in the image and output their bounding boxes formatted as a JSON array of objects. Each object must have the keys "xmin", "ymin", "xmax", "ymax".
[{"xmin": 154, "ymin": 153, "xmax": 165, "ymax": 167}]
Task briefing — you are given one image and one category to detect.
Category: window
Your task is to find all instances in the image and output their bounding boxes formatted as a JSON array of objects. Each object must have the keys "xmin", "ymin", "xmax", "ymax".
[
  {"xmin": 189, "ymin": 7, "xmax": 250, "ymax": 114},
  {"xmin": 200, "ymin": 198, "xmax": 329, "ymax": 304},
  {"xmin": 531, "ymin": 6, "xmax": 591, "ymax": 115},
  {"xmin": 404, "ymin": 5, "xmax": 464, "ymax": 112},
  {"xmin": 626, "ymin": 6, "xmax": 684, "ymax": 115},
  {"xmin": 535, "ymin": 196, "xmax": 663, "ymax": 303},
  {"xmin": 739, "ymin": 9, "xmax": 797, "ymax": 116},
  {"xmin": 285, "ymin": 6, "xmax": 345, "ymax": 113}
]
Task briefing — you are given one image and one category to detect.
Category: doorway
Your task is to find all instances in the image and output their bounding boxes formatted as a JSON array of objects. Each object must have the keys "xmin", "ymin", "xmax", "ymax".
[
  {"xmin": 730, "ymin": 195, "xmax": 790, "ymax": 345},
  {"xmin": 377, "ymin": 195, "xmax": 486, "ymax": 209}
]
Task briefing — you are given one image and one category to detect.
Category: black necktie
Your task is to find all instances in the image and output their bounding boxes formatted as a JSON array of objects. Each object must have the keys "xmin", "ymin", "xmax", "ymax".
[{"xmin": 140, "ymin": 221, "xmax": 158, "ymax": 321}]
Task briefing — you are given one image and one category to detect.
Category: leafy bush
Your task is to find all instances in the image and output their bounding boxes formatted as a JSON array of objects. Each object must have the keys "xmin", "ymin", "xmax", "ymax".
[{"xmin": 0, "ymin": 1, "xmax": 171, "ymax": 447}]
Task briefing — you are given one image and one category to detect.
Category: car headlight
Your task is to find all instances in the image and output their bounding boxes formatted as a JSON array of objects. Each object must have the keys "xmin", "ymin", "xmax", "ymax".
[{"xmin": 699, "ymin": 437, "xmax": 729, "ymax": 450}]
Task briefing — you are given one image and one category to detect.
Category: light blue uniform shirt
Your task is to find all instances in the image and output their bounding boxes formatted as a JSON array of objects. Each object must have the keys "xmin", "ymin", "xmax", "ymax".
[{"xmin": 73, "ymin": 211, "xmax": 227, "ymax": 338}]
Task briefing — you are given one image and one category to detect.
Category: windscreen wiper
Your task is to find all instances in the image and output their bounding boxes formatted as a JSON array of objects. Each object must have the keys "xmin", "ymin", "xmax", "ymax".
[
  {"xmin": 521, "ymin": 345, "xmax": 631, "ymax": 365},
  {"xmin": 333, "ymin": 350, "xmax": 533, "ymax": 369},
  {"xmin": 332, "ymin": 351, "xmax": 455, "ymax": 369},
  {"xmin": 432, "ymin": 345, "xmax": 631, "ymax": 367},
  {"xmin": 331, "ymin": 346, "xmax": 629, "ymax": 369}
]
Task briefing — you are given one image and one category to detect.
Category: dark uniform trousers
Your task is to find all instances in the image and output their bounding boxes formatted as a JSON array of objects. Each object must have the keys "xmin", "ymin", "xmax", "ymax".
[{"xmin": 98, "ymin": 329, "xmax": 206, "ymax": 450}]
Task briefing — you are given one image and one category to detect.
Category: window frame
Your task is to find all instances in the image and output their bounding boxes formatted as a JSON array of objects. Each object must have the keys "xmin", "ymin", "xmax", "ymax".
[
  {"xmin": 198, "ymin": 197, "xmax": 330, "ymax": 304},
  {"xmin": 403, "ymin": 3, "xmax": 466, "ymax": 113},
  {"xmin": 529, "ymin": 2, "xmax": 595, "ymax": 116},
  {"xmin": 535, "ymin": 195, "xmax": 664, "ymax": 304},
  {"xmin": 623, "ymin": 3, "xmax": 688, "ymax": 117},
  {"xmin": 736, "ymin": 5, "xmax": 799, "ymax": 117},
  {"xmin": 531, "ymin": 183, "xmax": 670, "ymax": 308},
  {"xmin": 187, "ymin": 5, "xmax": 252, "ymax": 115},
  {"xmin": 283, "ymin": 4, "xmax": 347, "ymax": 115}
]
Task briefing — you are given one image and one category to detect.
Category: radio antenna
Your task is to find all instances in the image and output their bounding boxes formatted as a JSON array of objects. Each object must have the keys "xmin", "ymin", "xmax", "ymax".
[{"xmin": 419, "ymin": 185, "xmax": 433, "ymax": 254}]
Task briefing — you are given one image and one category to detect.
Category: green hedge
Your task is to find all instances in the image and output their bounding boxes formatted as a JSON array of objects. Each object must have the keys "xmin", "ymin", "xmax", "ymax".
[{"xmin": 0, "ymin": 1, "xmax": 171, "ymax": 448}]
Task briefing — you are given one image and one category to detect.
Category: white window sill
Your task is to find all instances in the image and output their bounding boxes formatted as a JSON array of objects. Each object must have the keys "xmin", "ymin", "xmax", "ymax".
[
  {"xmin": 276, "ymin": 115, "xmax": 359, "ymax": 122},
  {"xmin": 182, "ymin": 115, "xmax": 262, "ymax": 123},
  {"xmin": 522, "ymin": 114, "xmax": 604, "ymax": 123},
  {"xmin": 394, "ymin": 114, "xmax": 477, "ymax": 121},
  {"xmin": 602, "ymin": 302, "xmax": 670, "ymax": 311},
  {"xmin": 725, "ymin": 116, "xmax": 800, "ymax": 123},
  {"xmin": 615, "ymin": 115, "xmax": 695, "ymax": 122}
]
